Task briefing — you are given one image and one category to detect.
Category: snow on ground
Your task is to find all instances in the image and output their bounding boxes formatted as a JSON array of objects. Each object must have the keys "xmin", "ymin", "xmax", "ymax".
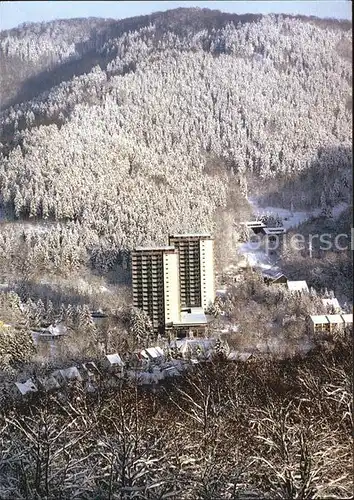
[
  {"xmin": 248, "ymin": 197, "xmax": 348, "ymax": 230},
  {"xmin": 236, "ymin": 240, "xmax": 278, "ymax": 270},
  {"xmin": 235, "ymin": 198, "xmax": 349, "ymax": 271}
]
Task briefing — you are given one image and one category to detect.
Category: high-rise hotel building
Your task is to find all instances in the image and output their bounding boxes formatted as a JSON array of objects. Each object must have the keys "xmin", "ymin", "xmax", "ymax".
[
  {"xmin": 132, "ymin": 234, "xmax": 215, "ymax": 333},
  {"xmin": 132, "ymin": 246, "xmax": 180, "ymax": 334},
  {"xmin": 168, "ymin": 234, "xmax": 215, "ymax": 310}
]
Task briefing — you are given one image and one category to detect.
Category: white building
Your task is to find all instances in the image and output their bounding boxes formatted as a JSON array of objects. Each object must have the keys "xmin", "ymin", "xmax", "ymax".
[
  {"xmin": 168, "ymin": 234, "xmax": 215, "ymax": 310},
  {"xmin": 132, "ymin": 234, "xmax": 215, "ymax": 335},
  {"xmin": 263, "ymin": 227, "xmax": 287, "ymax": 236},
  {"xmin": 144, "ymin": 346, "xmax": 164, "ymax": 360},
  {"xmin": 322, "ymin": 298, "xmax": 341, "ymax": 312},
  {"xmin": 170, "ymin": 306, "xmax": 210, "ymax": 338},
  {"xmin": 14, "ymin": 379, "xmax": 38, "ymax": 396},
  {"xmin": 163, "ymin": 248, "xmax": 181, "ymax": 325},
  {"xmin": 308, "ymin": 313, "xmax": 353, "ymax": 334},
  {"xmin": 42, "ymin": 322, "xmax": 68, "ymax": 337},
  {"xmin": 132, "ymin": 246, "xmax": 181, "ymax": 333},
  {"xmin": 240, "ymin": 221, "xmax": 266, "ymax": 234},
  {"xmin": 287, "ymin": 280, "xmax": 309, "ymax": 293},
  {"xmin": 105, "ymin": 353, "xmax": 124, "ymax": 367},
  {"xmin": 341, "ymin": 313, "xmax": 353, "ymax": 327}
]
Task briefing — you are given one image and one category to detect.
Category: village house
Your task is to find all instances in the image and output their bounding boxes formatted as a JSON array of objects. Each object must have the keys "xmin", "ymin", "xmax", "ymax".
[
  {"xmin": 81, "ymin": 361, "xmax": 101, "ymax": 383},
  {"xmin": 240, "ymin": 220, "xmax": 266, "ymax": 235},
  {"xmin": 14, "ymin": 379, "xmax": 38, "ymax": 397},
  {"xmin": 50, "ymin": 366, "xmax": 83, "ymax": 387},
  {"xmin": 169, "ymin": 306, "xmax": 210, "ymax": 338},
  {"xmin": 37, "ymin": 375, "xmax": 61, "ymax": 392},
  {"xmin": 308, "ymin": 313, "xmax": 353, "ymax": 335},
  {"xmin": 262, "ymin": 269, "xmax": 288, "ymax": 286},
  {"xmin": 227, "ymin": 351, "xmax": 255, "ymax": 362},
  {"xmin": 262, "ymin": 226, "xmax": 287, "ymax": 242},
  {"xmin": 143, "ymin": 346, "xmax": 165, "ymax": 363},
  {"xmin": 321, "ymin": 297, "xmax": 341, "ymax": 313},
  {"xmin": 287, "ymin": 280, "xmax": 309, "ymax": 294},
  {"xmin": 103, "ymin": 353, "xmax": 124, "ymax": 376},
  {"xmin": 59, "ymin": 366, "xmax": 83, "ymax": 383},
  {"xmin": 326, "ymin": 314, "xmax": 344, "ymax": 334},
  {"xmin": 308, "ymin": 315, "xmax": 331, "ymax": 334}
]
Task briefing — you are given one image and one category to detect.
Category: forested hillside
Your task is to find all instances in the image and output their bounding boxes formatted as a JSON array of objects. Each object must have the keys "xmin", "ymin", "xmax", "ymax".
[
  {"xmin": 0, "ymin": 8, "xmax": 352, "ymax": 275},
  {"xmin": 0, "ymin": 10, "xmax": 352, "ymax": 498}
]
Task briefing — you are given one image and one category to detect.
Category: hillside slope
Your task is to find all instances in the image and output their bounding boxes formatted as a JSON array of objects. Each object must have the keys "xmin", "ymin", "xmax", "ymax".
[{"xmin": 0, "ymin": 8, "xmax": 352, "ymax": 274}]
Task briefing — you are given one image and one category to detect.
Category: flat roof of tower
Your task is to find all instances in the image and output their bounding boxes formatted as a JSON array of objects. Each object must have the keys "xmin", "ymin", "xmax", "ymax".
[
  {"xmin": 169, "ymin": 233, "xmax": 212, "ymax": 239},
  {"xmin": 134, "ymin": 246, "xmax": 176, "ymax": 252}
]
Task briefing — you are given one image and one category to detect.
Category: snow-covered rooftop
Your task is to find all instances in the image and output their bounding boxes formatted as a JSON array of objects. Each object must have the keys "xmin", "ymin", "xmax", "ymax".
[
  {"xmin": 322, "ymin": 298, "xmax": 341, "ymax": 309},
  {"xmin": 341, "ymin": 313, "xmax": 353, "ymax": 324},
  {"xmin": 134, "ymin": 246, "xmax": 176, "ymax": 252},
  {"xmin": 287, "ymin": 280, "xmax": 309, "ymax": 293},
  {"xmin": 227, "ymin": 352, "xmax": 253, "ymax": 362},
  {"xmin": 82, "ymin": 362, "xmax": 99, "ymax": 376},
  {"xmin": 126, "ymin": 370, "xmax": 161, "ymax": 385},
  {"xmin": 263, "ymin": 227, "xmax": 287, "ymax": 234},
  {"xmin": 15, "ymin": 379, "xmax": 38, "ymax": 395},
  {"xmin": 326, "ymin": 314, "xmax": 344, "ymax": 324},
  {"xmin": 145, "ymin": 347, "xmax": 164, "ymax": 359},
  {"xmin": 310, "ymin": 315, "xmax": 329, "ymax": 324},
  {"xmin": 106, "ymin": 353, "xmax": 124, "ymax": 366},
  {"xmin": 310, "ymin": 314, "xmax": 352, "ymax": 325},
  {"xmin": 59, "ymin": 367, "xmax": 82, "ymax": 381},
  {"xmin": 169, "ymin": 233, "xmax": 212, "ymax": 238},
  {"xmin": 163, "ymin": 366, "xmax": 181, "ymax": 377},
  {"xmin": 241, "ymin": 221, "xmax": 266, "ymax": 227},
  {"xmin": 171, "ymin": 338, "xmax": 216, "ymax": 355},
  {"xmin": 91, "ymin": 309, "xmax": 107, "ymax": 318},
  {"xmin": 174, "ymin": 307, "xmax": 207, "ymax": 325},
  {"xmin": 139, "ymin": 350, "xmax": 150, "ymax": 360},
  {"xmin": 43, "ymin": 323, "xmax": 68, "ymax": 337},
  {"xmin": 262, "ymin": 268, "xmax": 286, "ymax": 280}
]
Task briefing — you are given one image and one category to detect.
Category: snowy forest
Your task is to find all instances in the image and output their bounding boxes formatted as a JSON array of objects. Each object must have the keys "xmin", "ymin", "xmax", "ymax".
[
  {"xmin": 0, "ymin": 7, "xmax": 352, "ymax": 498},
  {"xmin": 0, "ymin": 9, "xmax": 352, "ymax": 262}
]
